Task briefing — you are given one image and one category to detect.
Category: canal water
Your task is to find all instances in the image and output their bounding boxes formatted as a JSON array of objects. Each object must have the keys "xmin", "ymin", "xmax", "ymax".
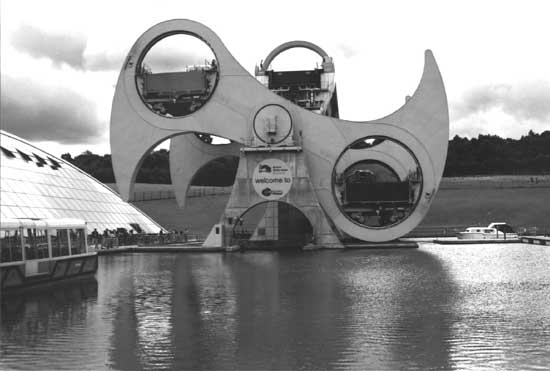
[{"xmin": 1, "ymin": 243, "xmax": 549, "ymax": 370}]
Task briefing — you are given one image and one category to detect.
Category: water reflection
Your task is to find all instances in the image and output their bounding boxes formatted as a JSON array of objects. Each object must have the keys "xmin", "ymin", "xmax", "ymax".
[
  {"xmin": 1, "ymin": 278, "xmax": 99, "ymax": 370},
  {"xmin": 335, "ymin": 250, "xmax": 457, "ymax": 370},
  {"xmin": 1, "ymin": 245, "xmax": 549, "ymax": 370},
  {"xmin": 219, "ymin": 251, "xmax": 355, "ymax": 370},
  {"xmin": 106, "ymin": 254, "xmax": 176, "ymax": 370},
  {"xmin": 433, "ymin": 244, "xmax": 550, "ymax": 370},
  {"xmin": 103, "ymin": 250, "xmax": 455, "ymax": 370}
]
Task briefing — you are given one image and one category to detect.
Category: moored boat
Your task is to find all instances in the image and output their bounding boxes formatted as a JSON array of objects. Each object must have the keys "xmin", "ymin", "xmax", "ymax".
[
  {"xmin": 0, "ymin": 218, "xmax": 97, "ymax": 291},
  {"xmin": 457, "ymin": 222, "xmax": 519, "ymax": 240}
]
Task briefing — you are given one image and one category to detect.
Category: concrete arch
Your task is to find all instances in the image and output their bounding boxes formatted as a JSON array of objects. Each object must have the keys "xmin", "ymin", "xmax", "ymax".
[
  {"xmin": 261, "ymin": 41, "xmax": 333, "ymax": 71},
  {"xmin": 170, "ymin": 133, "xmax": 240, "ymax": 209},
  {"xmin": 124, "ymin": 131, "xmax": 193, "ymax": 201},
  {"xmin": 231, "ymin": 200, "xmax": 315, "ymax": 248}
]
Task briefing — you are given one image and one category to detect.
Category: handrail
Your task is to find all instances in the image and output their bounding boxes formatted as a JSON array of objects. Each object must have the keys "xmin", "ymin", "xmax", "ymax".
[
  {"xmin": 132, "ymin": 186, "xmax": 232, "ymax": 202},
  {"xmin": 87, "ymin": 232, "xmax": 203, "ymax": 250}
]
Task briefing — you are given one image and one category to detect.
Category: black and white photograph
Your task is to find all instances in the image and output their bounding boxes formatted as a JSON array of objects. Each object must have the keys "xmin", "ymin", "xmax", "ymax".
[{"xmin": 1, "ymin": 1, "xmax": 549, "ymax": 370}]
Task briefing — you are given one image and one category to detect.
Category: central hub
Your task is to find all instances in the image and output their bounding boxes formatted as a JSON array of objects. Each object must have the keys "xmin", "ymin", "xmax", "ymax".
[{"xmin": 253, "ymin": 104, "xmax": 292, "ymax": 145}]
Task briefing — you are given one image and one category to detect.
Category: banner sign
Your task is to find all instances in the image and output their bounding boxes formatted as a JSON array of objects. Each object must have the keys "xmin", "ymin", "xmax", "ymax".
[{"xmin": 252, "ymin": 159, "xmax": 292, "ymax": 200}]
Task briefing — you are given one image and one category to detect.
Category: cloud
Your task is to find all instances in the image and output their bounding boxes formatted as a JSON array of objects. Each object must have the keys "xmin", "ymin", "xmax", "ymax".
[
  {"xmin": 83, "ymin": 46, "xmax": 207, "ymax": 72},
  {"xmin": 453, "ymin": 81, "xmax": 550, "ymax": 122},
  {"xmin": 11, "ymin": 24, "xmax": 87, "ymax": 69},
  {"xmin": 143, "ymin": 49, "xmax": 208, "ymax": 72},
  {"xmin": 336, "ymin": 43, "xmax": 359, "ymax": 58},
  {"xmin": 0, "ymin": 74, "xmax": 104, "ymax": 144},
  {"xmin": 84, "ymin": 51, "xmax": 124, "ymax": 71}
]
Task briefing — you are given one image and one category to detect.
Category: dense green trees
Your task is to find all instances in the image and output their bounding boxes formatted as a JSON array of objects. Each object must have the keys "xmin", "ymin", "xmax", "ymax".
[
  {"xmin": 62, "ymin": 151, "xmax": 116, "ymax": 183},
  {"xmin": 191, "ymin": 156, "xmax": 239, "ymax": 185},
  {"xmin": 64, "ymin": 130, "xmax": 550, "ymax": 184},
  {"xmin": 63, "ymin": 149, "xmax": 238, "ymax": 185},
  {"xmin": 443, "ymin": 130, "xmax": 550, "ymax": 176}
]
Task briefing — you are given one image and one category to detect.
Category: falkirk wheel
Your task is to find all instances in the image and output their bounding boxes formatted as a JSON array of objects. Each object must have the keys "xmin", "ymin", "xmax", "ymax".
[{"xmin": 110, "ymin": 19, "xmax": 449, "ymax": 248}]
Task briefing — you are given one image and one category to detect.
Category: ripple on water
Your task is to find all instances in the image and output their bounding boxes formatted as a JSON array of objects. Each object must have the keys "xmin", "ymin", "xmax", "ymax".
[{"xmin": 1, "ymin": 246, "xmax": 549, "ymax": 370}]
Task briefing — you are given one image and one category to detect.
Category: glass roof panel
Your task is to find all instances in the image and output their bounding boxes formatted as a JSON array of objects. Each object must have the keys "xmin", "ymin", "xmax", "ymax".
[{"xmin": 1, "ymin": 131, "xmax": 163, "ymax": 234}]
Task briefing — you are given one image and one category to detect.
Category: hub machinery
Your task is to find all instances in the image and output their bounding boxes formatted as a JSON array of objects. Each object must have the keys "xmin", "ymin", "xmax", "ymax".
[{"xmin": 110, "ymin": 19, "xmax": 449, "ymax": 246}]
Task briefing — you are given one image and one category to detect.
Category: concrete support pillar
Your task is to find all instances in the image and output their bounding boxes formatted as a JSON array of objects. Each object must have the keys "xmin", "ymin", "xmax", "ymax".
[{"xmin": 207, "ymin": 148, "xmax": 343, "ymax": 249}]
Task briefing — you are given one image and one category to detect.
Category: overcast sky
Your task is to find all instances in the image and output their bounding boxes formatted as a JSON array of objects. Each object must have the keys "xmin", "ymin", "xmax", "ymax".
[{"xmin": 1, "ymin": 0, "xmax": 549, "ymax": 156}]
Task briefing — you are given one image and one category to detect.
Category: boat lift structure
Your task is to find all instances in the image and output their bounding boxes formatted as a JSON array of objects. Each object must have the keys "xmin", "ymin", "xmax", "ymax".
[{"xmin": 110, "ymin": 19, "xmax": 449, "ymax": 248}]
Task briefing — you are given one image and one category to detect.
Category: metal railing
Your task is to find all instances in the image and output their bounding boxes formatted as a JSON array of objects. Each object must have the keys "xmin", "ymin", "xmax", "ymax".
[
  {"xmin": 88, "ymin": 232, "xmax": 203, "ymax": 250},
  {"xmin": 186, "ymin": 186, "xmax": 232, "ymax": 198},
  {"xmin": 439, "ymin": 177, "xmax": 550, "ymax": 190},
  {"xmin": 132, "ymin": 186, "xmax": 232, "ymax": 202},
  {"xmin": 132, "ymin": 190, "xmax": 175, "ymax": 201}
]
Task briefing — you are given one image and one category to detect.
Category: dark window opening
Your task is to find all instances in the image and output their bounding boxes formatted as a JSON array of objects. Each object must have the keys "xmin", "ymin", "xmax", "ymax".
[
  {"xmin": 349, "ymin": 138, "xmax": 386, "ymax": 150},
  {"xmin": 0, "ymin": 146, "xmax": 16, "ymax": 158},
  {"xmin": 17, "ymin": 149, "xmax": 32, "ymax": 162},
  {"xmin": 129, "ymin": 223, "xmax": 143, "ymax": 233},
  {"xmin": 48, "ymin": 156, "xmax": 61, "ymax": 170},
  {"xmin": 495, "ymin": 224, "xmax": 515, "ymax": 233},
  {"xmin": 33, "ymin": 153, "xmax": 47, "ymax": 167}
]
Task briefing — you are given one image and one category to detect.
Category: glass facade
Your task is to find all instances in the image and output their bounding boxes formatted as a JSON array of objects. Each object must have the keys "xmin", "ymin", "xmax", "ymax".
[
  {"xmin": 51, "ymin": 228, "xmax": 70, "ymax": 257},
  {"xmin": 0, "ymin": 131, "xmax": 162, "ymax": 234},
  {"xmin": 0, "ymin": 229, "xmax": 23, "ymax": 261}
]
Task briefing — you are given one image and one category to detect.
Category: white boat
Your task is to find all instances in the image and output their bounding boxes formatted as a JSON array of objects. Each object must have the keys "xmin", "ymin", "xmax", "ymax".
[
  {"xmin": 1, "ymin": 218, "xmax": 97, "ymax": 292},
  {"xmin": 457, "ymin": 222, "xmax": 519, "ymax": 240}
]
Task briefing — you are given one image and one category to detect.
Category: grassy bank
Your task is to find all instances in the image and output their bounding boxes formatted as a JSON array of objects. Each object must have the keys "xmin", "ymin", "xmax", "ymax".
[
  {"xmin": 133, "ymin": 195, "xmax": 229, "ymax": 236},
  {"xmin": 122, "ymin": 176, "xmax": 550, "ymax": 235},
  {"xmin": 420, "ymin": 187, "xmax": 549, "ymax": 230}
]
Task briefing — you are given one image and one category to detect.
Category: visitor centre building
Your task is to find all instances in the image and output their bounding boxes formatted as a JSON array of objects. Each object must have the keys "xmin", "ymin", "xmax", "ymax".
[{"xmin": 0, "ymin": 130, "xmax": 162, "ymax": 234}]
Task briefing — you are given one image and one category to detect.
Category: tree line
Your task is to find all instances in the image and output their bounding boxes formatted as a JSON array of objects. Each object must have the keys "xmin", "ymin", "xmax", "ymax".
[
  {"xmin": 443, "ymin": 130, "xmax": 550, "ymax": 176},
  {"xmin": 61, "ymin": 149, "xmax": 238, "ymax": 186},
  {"xmin": 62, "ymin": 130, "xmax": 550, "ymax": 184}
]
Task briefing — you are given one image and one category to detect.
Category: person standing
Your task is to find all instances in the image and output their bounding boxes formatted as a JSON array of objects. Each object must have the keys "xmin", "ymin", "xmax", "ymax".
[{"xmin": 91, "ymin": 228, "xmax": 99, "ymax": 249}]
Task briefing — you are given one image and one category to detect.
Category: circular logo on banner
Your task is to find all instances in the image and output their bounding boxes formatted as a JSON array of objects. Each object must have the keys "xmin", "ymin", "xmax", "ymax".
[{"xmin": 252, "ymin": 159, "xmax": 293, "ymax": 200}]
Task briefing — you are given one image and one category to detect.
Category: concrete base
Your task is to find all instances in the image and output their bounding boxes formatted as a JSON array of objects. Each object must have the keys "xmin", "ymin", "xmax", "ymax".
[
  {"xmin": 202, "ymin": 223, "xmax": 223, "ymax": 247},
  {"xmin": 344, "ymin": 240, "xmax": 418, "ymax": 249},
  {"xmin": 520, "ymin": 236, "xmax": 550, "ymax": 246},
  {"xmin": 95, "ymin": 245, "xmax": 223, "ymax": 255},
  {"xmin": 433, "ymin": 238, "xmax": 521, "ymax": 245}
]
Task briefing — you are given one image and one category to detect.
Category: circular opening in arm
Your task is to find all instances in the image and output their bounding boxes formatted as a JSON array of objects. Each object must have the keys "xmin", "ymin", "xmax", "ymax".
[
  {"xmin": 333, "ymin": 136, "xmax": 423, "ymax": 229},
  {"xmin": 136, "ymin": 33, "xmax": 218, "ymax": 118}
]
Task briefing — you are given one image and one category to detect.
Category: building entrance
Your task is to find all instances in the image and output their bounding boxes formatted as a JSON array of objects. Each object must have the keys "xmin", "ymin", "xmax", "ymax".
[{"xmin": 232, "ymin": 201, "xmax": 313, "ymax": 249}]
